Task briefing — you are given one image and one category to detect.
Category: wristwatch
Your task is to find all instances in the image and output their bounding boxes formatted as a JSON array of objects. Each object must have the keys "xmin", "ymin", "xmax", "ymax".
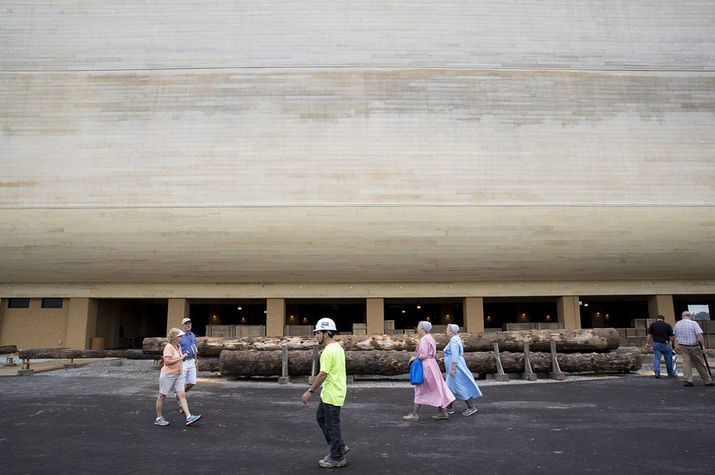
[{"xmin": 308, "ymin": 388, "xmax": 314, "ymax": 393}]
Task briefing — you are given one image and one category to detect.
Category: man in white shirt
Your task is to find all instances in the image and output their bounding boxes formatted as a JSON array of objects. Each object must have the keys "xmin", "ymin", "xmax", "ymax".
[{"xmin": 673, "ymin": 311, "xmax": 712, "ymax": 387}]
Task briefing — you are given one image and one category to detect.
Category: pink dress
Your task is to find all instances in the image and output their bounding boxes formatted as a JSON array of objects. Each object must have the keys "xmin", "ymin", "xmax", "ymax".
[{"xmin": 413, "ymin": 333, "xmax": 455, "ymax": 408}]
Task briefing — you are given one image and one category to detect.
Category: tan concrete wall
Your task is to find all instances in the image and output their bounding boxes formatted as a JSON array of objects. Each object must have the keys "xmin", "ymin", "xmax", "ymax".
[
  {"xmin": 266, "ymin": 299, "xmax": 286, "ymax": 337},
  {"xmin": 0, "ymin": 298, "xmax": 69, "ymax": 349},
  {"xmin": 464, "ymin": 297, "xmax": 485, "ymax": 333},
  {"xmin": 648, "ymin": 295, "xmax": 676, "ymax": 326},
  {"xmin": 366, "ymin": 298, "xmax": 385, "ymax": 335},
  {"xmin": 167, "ymin": 298, "xmax": 189, "ymax": 334}
]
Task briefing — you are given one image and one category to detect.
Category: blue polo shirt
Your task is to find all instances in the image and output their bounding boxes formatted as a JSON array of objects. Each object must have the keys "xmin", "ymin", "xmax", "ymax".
[{"xmin": 179, "ymin": 331, "xmax": 198, "ymax": 359}]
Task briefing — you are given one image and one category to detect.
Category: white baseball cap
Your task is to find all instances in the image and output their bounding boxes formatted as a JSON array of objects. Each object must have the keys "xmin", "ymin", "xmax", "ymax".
[{"xmin": 181, "ymin": 317, "xmax": 192, "ymax": 325}]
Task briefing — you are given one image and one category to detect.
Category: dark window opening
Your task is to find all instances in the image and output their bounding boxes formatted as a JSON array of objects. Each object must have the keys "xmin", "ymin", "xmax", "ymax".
[
  {"xmin": 384, "ymin": 299, "xmax": 463, "ymax": 332},
  {"xmin": 8, "ymin": 298, "xmax": 30, "ymax": 308},
  {"xmin": 578, "ymin": 297, "xmax": 649, "ymax": 328},
  {"xmin": 42, "ymin": 298, "xmax": 63, "ymax": 309},
  {"xmin": 190, "ymin": 300, "xmax": 267, "ymax": 337},
  {"xmin": 483, "ymin": 299, "xmax": 558, "ymax": 330},
  {"xmin": 285, "ymin": 299, "xmax": 365, "ymax": 333}
]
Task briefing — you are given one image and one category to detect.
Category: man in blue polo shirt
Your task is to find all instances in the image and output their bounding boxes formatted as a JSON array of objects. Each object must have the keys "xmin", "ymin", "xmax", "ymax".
[{"xmin": 176, "ymin": 317, "xmax": 199, "ymax": 413}]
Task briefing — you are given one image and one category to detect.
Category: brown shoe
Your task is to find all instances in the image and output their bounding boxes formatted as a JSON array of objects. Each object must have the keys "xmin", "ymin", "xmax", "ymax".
[
  {"xmin": 402, "ymin": 413, "xmax": 419, "ymax": 421},
  {"xmin": 432, "ymin": 413, "xmax": 449, "ymax": 420}
]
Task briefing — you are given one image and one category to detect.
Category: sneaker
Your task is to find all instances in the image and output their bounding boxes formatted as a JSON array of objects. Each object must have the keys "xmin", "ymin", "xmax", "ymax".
[
  {"xmin": 654, "ymin": 374, "xmax": 661, "ymax": 379},
  {"xmin": 463, "ymin": 407, "xmax": 478, "ymax": 417},
  {"xmin": 176, "ymin": 394, "xmax": 184, "ymax": 414},
  {"xmin": 446, "ymin": 408, "xmax": 455, "ymax": 415},
  {"xmin": 321, "ymin": 446, "xmax": 350, "ymax": 463},
  {"xmin": 154, "ymin": 417, "xmax": 170, "ymax": 426},
  {"xmin": 684, "ymin": 381, "xmax": 693, "ymax": 387},
  {"xmin": 185, "ymin": 414, "xmax": 202, "ymax": 426},
  {"xmin": 318, "ymin": 457, "xmax": 347, "ymax": 468},
  {"xmin": 431, "ymin": 412, "xmax": 449, "ymax": 420},
  {"xmin": 402, "ymin": 413, "xmax": 419, "ymax": 422}
]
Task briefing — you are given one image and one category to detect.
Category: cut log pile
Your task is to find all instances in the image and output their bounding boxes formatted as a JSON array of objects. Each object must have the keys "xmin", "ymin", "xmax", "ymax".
[
  {"xmin": 218, "ymin": 347, "xmax": 641, "ymax": 377},
  {"xmin": 142, "ymin": 328, "xmax": 621, "ymax": 355},
  {"xmin": 142, "ymin": 328, "xmax": 639, "ymax": 378}
]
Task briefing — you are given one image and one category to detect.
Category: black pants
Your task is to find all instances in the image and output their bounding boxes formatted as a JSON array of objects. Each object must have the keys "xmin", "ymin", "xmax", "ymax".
[{"xmin": 316, "ymin": 401, "xmax": 344, "ymax": 460}]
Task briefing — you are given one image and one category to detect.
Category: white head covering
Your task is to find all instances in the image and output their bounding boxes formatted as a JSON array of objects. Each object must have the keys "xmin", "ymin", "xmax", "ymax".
[
  {"xmin": 419, "ymin": 321, "xmax": 432, "ymax": 332},
  {"xmin": 448, "ymin": 324, "xmax": 459, "ymax": 334}
]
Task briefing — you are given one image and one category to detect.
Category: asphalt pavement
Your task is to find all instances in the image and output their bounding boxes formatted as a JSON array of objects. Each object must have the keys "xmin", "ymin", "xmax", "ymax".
[{"xmin": 1, "ymin": 369, "xmax": 714, "ymax": 474}]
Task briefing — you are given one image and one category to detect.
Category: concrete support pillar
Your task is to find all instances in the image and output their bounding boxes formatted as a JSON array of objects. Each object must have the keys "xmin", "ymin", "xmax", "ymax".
[
  {"xmin": 366, "ymin": 298, "xmax": 385, "ymax": 335},
  {"xmin": 266, "ymin": 298, "xmax": 286, "ymax": 336},
  {"xmin": 464, "ymin": 297, "xmax": 484, "ymax": 334},
  {"xmin": 66, "ymin": 298, "xmax": 98, "ymax": 349},
  {"xmin": 0, "ymin": 298, "xmax": 5, "ymax": 343},
  {"xmin": 648, "ymin": 295, "xmax": 675, "ymax": 325},
  {"xmin": 167, "ymin": 298, "xmax": 189, "ymax": 333},
  {"xmin": 557, "ymin": 296, "xmax": 581, "ymax": 330}
]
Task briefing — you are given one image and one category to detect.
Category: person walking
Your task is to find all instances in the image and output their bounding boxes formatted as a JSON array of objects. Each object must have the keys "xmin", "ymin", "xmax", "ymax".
[
  {"xmin": 673, "ymin": 311, "xmax": 713, "ymax": 387},
  {"xmin": 645, "ymin": 315, "xmax": 676, "ymax": 378},
  {"xmin": 403, "ymin": 321, "xmax": 455, "ymax": 421},
  {"xmin": 301, "ymin": 318, "xmax": 349, "ymax": 469},
  {"xmin": 155, "ymin": 327, "xmax": 202, "ymax": 426},
  {"xmin": 443, "ymin": 324, "xmax": 481, "ymax": 416},
  {"xmin": 176, "ymin": 317, "xmax": 199, "ymax": 414}
]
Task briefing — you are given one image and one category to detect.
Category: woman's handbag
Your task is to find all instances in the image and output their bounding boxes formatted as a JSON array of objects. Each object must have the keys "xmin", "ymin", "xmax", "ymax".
[{"xmin": 409, "ymin": 358, "xmax": 424, "ymax": 385}]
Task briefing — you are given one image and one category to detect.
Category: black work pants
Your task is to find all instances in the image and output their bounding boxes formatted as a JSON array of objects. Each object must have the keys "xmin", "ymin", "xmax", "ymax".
[{"xmin": 316, "ymin": 400, "xmax": 344, "ymax": 460}]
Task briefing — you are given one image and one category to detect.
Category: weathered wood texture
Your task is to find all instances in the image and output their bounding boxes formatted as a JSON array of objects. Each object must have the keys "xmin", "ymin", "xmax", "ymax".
[
  {"xmin": 218, "ymin": 348, "xmax": 641, "ymax": 377},
  {"xmin": 18, "ymin": 349, "xmax": 128, "ymax": 359},
  {"xmin": 2, "ymin": 1, "xmax": 713, "ymax": 70},
  {"xmin": 2, "ymin": 2, "xmax": 714, "ymax": 287},
  {"xmin": 0, "ymin": 345, "xmax": 18, "ymax": 354},
  {"xmin": 2, "ymin": 208, "xmax": 714, "ymax": 284},
  {"xmin": 143, "ymin": 329, "xmax": 620, "ymax": 355}
]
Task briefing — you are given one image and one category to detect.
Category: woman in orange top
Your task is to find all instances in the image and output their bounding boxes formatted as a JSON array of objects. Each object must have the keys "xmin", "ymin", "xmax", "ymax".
[{"xmin": 154, "ymin": 328, "xmax": 202, "ymax": 426}]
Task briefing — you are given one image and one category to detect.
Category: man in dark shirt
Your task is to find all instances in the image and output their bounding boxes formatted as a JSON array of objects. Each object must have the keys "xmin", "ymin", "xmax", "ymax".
[{"xmin": 646, "ymin": 315, "xmax": 676, "ymax": 378}]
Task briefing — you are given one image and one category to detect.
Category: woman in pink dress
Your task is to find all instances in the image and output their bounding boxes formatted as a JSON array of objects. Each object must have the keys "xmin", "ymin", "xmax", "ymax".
[{"xmin": 403, "ymin": 321, "xmax": 455, "ymax": 421}]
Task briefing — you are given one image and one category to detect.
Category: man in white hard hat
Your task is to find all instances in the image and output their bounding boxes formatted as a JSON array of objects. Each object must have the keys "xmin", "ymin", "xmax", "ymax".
[{"xmin": 301, "ymin": 317, "xmax": 348, "ymax": 468}]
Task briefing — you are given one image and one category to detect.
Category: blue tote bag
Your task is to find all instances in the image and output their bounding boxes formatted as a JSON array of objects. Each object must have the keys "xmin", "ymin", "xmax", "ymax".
[{"xmin": 409, "ymin": 358, "xmax": 424, "ymax": 385}]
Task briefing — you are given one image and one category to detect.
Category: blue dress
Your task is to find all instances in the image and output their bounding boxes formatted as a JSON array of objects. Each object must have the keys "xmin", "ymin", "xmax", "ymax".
[{"xmin": 444, "ymin": 335, "xmax": 482, "ymax": 401}]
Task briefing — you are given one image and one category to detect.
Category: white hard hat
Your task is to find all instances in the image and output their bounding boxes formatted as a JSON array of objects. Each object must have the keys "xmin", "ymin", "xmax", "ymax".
[{"xmin": 314, "ymin": 317, "xmax": 337, "ymax": 332}]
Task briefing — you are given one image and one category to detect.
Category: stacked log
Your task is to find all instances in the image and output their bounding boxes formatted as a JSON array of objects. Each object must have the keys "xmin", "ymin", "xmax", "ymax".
[
  {"xmin": 218, "ymin": 347, "xmax": 641, "ymax": 377},
  {"xmin": 209, "ymin": 328, "xmax": 640, "ymax": 377},
  {"xmin": 143, "ymin": 328, "xmax": 620, "ymax": 356},
  {"xmin": 18, "ymin": 349, "xmax": 129, "ymax": 359}
]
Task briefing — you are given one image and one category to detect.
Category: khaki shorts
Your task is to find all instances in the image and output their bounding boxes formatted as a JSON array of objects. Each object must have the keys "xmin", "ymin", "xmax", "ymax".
[{"xmin": 159, "ymin": 372, "xmax": 186, "ymax": 396}]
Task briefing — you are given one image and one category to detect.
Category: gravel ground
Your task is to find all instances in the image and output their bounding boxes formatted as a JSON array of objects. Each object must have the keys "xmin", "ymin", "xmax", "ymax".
[{"xmin": 32, "ymin": 357, "xmax": 623, "ymax": 389}]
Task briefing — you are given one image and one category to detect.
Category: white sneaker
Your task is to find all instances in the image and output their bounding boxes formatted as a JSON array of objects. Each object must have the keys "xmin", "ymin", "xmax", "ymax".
[{"xmin": 462, "ymin": 407, "xmax": 478, "ymax": 417}]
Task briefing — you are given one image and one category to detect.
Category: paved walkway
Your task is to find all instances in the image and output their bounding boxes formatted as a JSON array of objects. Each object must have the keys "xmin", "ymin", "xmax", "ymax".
[{"xmin": 1, "ymin": 367, "xmax": 713, "ymax": 474}]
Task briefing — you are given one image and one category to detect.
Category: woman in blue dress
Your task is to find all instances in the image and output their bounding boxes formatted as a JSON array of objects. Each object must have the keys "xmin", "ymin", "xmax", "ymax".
[{"xmin": 443, "ymin": 324, "xmax": 481, "ymax": 416}]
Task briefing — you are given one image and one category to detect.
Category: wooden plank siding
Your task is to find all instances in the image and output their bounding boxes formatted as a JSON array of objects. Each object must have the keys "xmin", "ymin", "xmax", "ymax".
[{"xmin": 1, "ymin": 1, "xmax": 714, "ymax": 287}]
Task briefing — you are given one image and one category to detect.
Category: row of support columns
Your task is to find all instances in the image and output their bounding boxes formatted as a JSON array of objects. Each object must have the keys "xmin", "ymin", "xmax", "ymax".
[
  {"xmin": 166, "ymin": 295, "xmax": 677, "ymax": 336},
  {"xmin": 0, "ymin": 294, "xmax": 679, "ymax": 349}
]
